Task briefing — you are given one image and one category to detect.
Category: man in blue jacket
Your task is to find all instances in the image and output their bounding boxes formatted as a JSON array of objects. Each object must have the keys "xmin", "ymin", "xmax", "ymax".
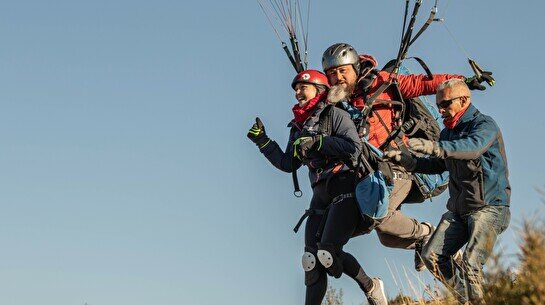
[{"xmin": 384, "ymin": 78, "xmax": 511, "ymax": 304}]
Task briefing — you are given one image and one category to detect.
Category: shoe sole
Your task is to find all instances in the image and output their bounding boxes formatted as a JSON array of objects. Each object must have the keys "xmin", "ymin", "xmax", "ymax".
[
  {"xmin": 377, "ymin": 278, "xmax": 386, "ymax": 305},
  {"xmin": 415, "ymin": 223, "xmax": 435, "ymax": 272},
  {"xmin": 415, "ymin": 250, "xmax": 427, "ymax": 272}
]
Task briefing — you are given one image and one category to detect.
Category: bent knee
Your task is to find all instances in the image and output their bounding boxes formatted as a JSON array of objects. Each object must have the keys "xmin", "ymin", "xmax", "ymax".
[
  {"xmin": 316, "ymin": 243, "xmax": 343, "ymax": 278},
  {"xmin": 302, "ymin": 246, "xmax": 325, "ymax": 286}
]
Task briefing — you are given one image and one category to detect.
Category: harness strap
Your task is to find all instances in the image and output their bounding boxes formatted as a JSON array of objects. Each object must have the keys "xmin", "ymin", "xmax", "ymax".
[
  {"xmin": 292, "ymin": 158, "xmax": 303, "ymax": 197},
  {"xmin": 293, "ymin": 208, "xmax": 326, "ymax": 233},
  {"xmin": 294, "ymin": 190, "xmax": 356, "ymax": 234},
  {"xmin": 363, "ymin": 80, "xmax": 392, "ymax": 115},
  {"xmin": 372, "ymin": 108, "xmax": 393, "ymax": 141},
  {"xmin": 378, "ymin": 82, "xmax": 406, "ymax": 151},
  {"xmin": 331, "ymin": 192, "xmax": 355, "ymax": 205},
  {"xmin": 315, "ymin": 192, "xmax": 356, "ymax": 238},
  {"xmin": 357, "ymin": 77, "xmax": 394, "ymax": 136},
  {"xmin": 360, "ymin": 151, "xmax": 375, "ymax": 177},
  {"xmin": 315, "ymin": 207, "xmax": 330, "ymax": 238},
  {"xmin": 407, "ymin": 56, "xmax": 433, "ymax": 79}
]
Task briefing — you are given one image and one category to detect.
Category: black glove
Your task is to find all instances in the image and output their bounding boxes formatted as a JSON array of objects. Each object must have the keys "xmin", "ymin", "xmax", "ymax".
[
  {"xmin": 383, "ymin": 150, "xmax": 416, "ymax": 171},
  {"xmin": 247, "ymin": 117, "xmax": 271, "ymax": 149},
  {"xmin": 465, "ymin": 71, "xmax": 494, "ymax": 91},
  {"xmin": 293, "ymin": 135, "xmax": 323, "ymax": 160}
]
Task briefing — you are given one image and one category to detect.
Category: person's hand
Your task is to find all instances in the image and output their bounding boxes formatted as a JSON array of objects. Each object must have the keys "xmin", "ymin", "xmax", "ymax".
[
  {"xmin": 293, "ymin": 135, "xmax": 323, "ymax": 160},
  {"xmin": 383, "ymin": 150, "xmax": 416, "ymax": 171},
  {"xmin": 465, "ymin": 72, "xmax": 494, "ymax": 91},
  {"xmin": 407, "ymin": 138, "xmax": 442, "ymax": 157},
  {"xmin": 247, "ymin": 117, "xmax": 270, "ymax": 149}
]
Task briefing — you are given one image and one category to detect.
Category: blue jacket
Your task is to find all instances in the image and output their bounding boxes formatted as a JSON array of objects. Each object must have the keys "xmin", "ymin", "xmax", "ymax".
[
  {"xmin": 413, "ymin": 104, "xmax": 511, "ymax": 215},
  {"xmin": 260, "ymin": 101, "xmax": 362, "ymax": 186}
]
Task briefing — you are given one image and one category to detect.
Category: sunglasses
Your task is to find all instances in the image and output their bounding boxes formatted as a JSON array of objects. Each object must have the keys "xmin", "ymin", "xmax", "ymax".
[{"xmin": 436, "ymin": 96, "xmax": 468, "ymax": 109}]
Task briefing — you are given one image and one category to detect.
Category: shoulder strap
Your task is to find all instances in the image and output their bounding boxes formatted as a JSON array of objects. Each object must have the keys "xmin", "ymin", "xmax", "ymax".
[
  {"xmin": 290, "ymin": 105, "xmax": 334, "ymax": 197},
  {"xmin": 318, "ymin": 104, "xmax": 334, "ymax": 136}
]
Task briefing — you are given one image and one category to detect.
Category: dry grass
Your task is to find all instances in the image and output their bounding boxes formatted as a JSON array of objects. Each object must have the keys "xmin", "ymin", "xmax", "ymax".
[
  {"xmin": 385, "ymin": 217, "xmax": 545, "ymax": 305},
  {"xmin": 320, "ymin": 214, "xmax": 545, "ymax": 305},
  {"xmin": 481, "ymin": 219, "xmax": 545, "ymax": 305}
]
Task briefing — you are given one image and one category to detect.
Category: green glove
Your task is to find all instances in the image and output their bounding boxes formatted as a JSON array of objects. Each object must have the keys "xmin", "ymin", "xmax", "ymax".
[
  {"xmin": 293, "ymin": 135, "xmax": 323, "ymax": 160},
  {"xmin": 383, "ymin": 150, "xmax": 416, "ymax": 171},
  {"xmin": 407, "ymin": 138, "xmax": 442, "ymax": 157},
  {"xmin": 247, "ymin": 117, "xmax": 270, "ymax": 149}
]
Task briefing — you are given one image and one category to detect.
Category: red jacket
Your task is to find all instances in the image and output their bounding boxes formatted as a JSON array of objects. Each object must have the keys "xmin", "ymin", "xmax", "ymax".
[{"xmin": 351, "ymin": 70, "xmax": 464, "ymax": 148}]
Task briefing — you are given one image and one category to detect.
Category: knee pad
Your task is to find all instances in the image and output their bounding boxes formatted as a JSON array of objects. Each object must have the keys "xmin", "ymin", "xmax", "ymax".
[
  {"xmin": 317, "ymin": 244, "xmax": 343, "ymax": 278},
  {"xmin": 302, "ymin": 247, "xmax": 322, "ymax": 286}
]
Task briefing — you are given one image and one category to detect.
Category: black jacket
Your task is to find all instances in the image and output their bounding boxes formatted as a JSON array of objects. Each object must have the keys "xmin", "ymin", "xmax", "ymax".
[{"xmin": 260, "ymin": 101, "xmax": 362, "ymax": 186}]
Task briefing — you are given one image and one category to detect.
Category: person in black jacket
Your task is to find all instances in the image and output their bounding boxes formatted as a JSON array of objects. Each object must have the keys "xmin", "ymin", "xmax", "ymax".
[{"xmin": 248, "ymin": 70, "xmax": 387, "ymax": 305}]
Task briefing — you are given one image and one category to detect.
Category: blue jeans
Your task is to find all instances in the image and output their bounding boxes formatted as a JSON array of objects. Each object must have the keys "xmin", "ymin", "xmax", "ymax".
[{"xmin": 421, "ymin": 205, "xmax": 510, "ymax": 303}]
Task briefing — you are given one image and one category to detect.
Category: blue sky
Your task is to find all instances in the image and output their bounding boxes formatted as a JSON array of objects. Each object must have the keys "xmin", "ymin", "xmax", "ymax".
[{"xmin": 0, "ymin": 1, "xmax": 543, "ymax": 305}]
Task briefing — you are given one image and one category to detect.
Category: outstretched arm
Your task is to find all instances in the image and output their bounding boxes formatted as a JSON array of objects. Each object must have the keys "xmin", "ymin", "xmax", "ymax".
[
  {"xmin": 260, "ymin": 135, "xmax": 302, "ymax": 173},
  {"xmin": 397, "ymin": 73, "xmax": 464, "ymax": 99}
]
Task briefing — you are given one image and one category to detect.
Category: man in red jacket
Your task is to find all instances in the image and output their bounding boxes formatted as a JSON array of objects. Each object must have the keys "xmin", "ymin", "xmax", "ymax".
[{"xmin": 321, "ymin": 42, "xmax": 485, "ymax": 271}]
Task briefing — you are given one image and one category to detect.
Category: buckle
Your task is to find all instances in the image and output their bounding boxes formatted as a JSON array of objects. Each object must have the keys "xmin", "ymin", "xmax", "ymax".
[{"xmin": 392, "ymin": 171, "xmax": 410, "ymax": 180}]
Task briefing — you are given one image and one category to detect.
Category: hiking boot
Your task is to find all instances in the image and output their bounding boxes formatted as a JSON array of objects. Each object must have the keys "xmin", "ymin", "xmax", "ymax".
[
  {"xmin": 415, "ymin": 222, "xmax": 435, "ymax": 272},
  {"xmin": 366, "ymin": 278, "xmax": 387, "ymax": 305},
  {"xmin": 451, "ymin": 275, "xmax": 468, "ymax": 304}
]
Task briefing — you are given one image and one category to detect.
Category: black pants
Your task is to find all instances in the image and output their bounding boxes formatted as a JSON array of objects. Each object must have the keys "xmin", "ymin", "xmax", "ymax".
[{"xmin": 304, "ymin": 171, "xmax": 373, "ymax": 305}]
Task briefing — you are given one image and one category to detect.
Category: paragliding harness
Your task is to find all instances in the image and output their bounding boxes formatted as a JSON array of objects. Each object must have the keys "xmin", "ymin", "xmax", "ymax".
[
  {"xmin": 364, "ymin": 61, "xmax": 449, "ymax": 203},
  {"xmin": 292, "ymin": 104, "xmax": 362, "ymax": 235},
  {"xmin": 352, "ymin": 0, "xmax": 495, "ymax": 202},
  {"xmin": 353, "ymin": 0, "xmax": 450, "ymax": 203},
  {"xmin": 290, "ymin": 104, "xmax": 338, "ymax": 198}
]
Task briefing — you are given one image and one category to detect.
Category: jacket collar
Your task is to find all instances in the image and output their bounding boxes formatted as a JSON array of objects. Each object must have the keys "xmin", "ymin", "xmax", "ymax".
[
  {"xmin": 450, "ymin": 104, "xmax": 479, "ymax": 130},
  {"xmin": 458, "ymin": 104, "xmax": 479, "ymax": 124}
]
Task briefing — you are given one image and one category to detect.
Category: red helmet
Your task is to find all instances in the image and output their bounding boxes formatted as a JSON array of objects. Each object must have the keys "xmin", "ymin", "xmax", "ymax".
[{"xmin": 291, "ymin": 70, "xmax": 330, "ymax": 90}]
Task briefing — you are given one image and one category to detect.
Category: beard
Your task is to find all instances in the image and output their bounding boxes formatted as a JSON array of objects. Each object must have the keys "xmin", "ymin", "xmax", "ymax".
[{"xmin": 327, "ymin": 84, "xmax": 352, "ymax": 105}]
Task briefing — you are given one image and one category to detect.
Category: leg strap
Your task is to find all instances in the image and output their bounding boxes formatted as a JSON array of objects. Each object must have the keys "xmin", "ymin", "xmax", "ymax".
[{"xmin": 293, "ymin": 208, "xmax": 326, "ymax": 233}]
